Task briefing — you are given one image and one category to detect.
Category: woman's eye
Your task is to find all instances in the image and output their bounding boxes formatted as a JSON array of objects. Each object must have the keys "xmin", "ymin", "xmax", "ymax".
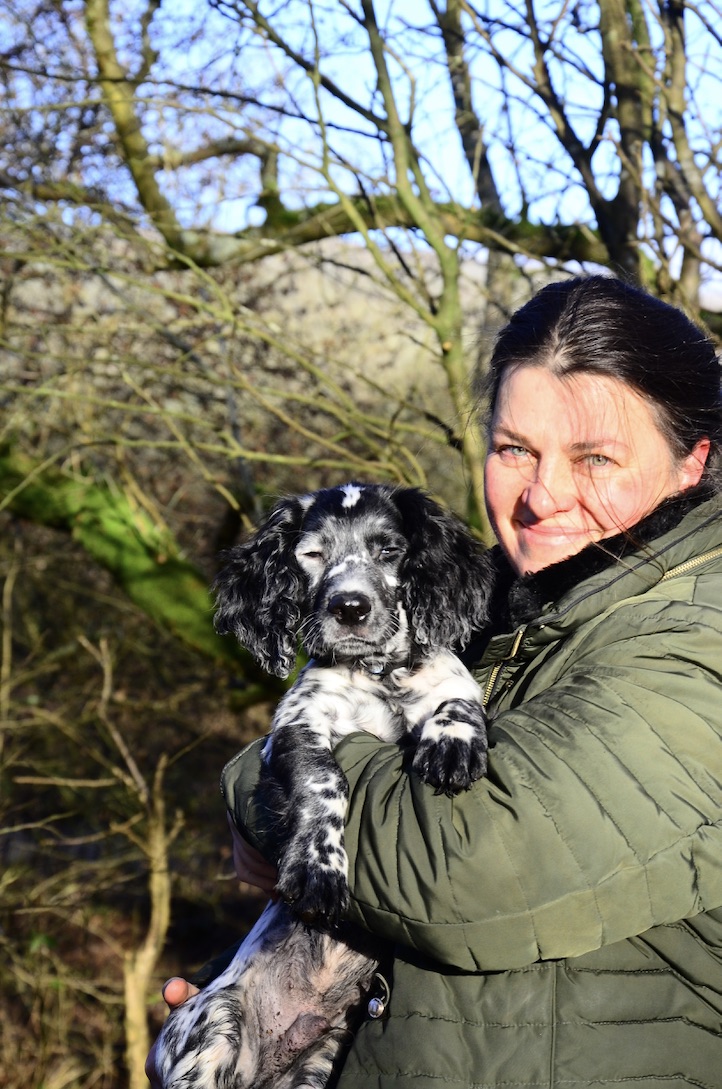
[
  {"xmin": 497, "ymin": 444, "xmax": 528, "ymax": 460},
  {"xmin": 585, "ymin": 453, "xmax": 612, "ymax": 467}
]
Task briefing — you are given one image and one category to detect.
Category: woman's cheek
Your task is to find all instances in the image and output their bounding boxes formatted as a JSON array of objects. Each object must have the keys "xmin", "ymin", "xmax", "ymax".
[{"xmin": 587, "ymin": 474, "xmax": 653, "ymax": 537}]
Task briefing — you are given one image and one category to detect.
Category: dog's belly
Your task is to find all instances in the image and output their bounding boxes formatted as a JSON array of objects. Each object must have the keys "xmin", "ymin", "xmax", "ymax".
[{"xmin": 156, "ymin": 901, "xmax": 379, "ymax": 1089}]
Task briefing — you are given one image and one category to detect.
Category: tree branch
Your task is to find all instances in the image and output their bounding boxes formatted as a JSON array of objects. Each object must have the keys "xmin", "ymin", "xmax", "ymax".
[
  {"xmin": 430, "ymin": 0, "xmax": 502, "ymax": 212},
  {"xmin": 0, "ymin": 446, "xmax": 273, "ymax": 686},
  {"xmin": 84, "ymin": 0, "xmax": 185, "ymax": 249}
]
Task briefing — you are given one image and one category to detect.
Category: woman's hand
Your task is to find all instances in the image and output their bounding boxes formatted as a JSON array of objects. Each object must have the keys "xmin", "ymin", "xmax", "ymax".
[{"xmin": 227, "ymin": 811, "xmax": 279, "ymax": 898}]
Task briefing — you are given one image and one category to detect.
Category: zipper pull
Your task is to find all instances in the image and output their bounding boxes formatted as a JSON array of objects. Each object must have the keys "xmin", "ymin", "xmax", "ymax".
[{"xmin": 482, "ymin": 624, "xmax": 527, "ymax": 708}]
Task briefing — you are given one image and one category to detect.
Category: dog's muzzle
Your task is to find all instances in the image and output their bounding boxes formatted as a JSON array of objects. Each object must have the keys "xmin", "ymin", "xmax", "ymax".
[{"xmin": 327, "ymin": 592, "xmax": 372, "ymax": 626}]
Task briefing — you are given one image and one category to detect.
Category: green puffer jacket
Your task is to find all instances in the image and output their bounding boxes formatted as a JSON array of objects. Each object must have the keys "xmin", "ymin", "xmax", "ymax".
[{"xmin": 223, "ymin": 492, "xmax": 722, "ymax": 1089}]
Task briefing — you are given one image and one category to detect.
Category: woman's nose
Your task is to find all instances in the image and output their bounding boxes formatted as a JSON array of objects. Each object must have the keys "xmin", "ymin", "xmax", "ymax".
[{"xmin": 521, "ymin": 463, "xmax": 576, "ymax": 517}]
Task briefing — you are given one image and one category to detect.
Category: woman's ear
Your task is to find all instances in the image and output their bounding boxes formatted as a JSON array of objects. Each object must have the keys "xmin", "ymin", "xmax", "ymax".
[{"xmin": 679, "ymin": 437, "xmax": 711, "ymax": 490}]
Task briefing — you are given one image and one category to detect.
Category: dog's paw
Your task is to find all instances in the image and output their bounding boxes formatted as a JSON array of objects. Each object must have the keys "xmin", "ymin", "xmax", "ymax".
[
  {"xmin": 413, "ymin": 733, "xmax": 487, "ymax": 795},
  {"xmin": 412, "ymin": 698, "xmax": 488, "ymax": 796},
  {"xmin": 276, "ymin": 855, "xmax": 350, "ymax": 924}
]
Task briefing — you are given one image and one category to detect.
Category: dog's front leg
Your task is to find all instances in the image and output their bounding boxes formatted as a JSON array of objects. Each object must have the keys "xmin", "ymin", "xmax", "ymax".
[
  {"xmin": 265, "ymin": 723, "xmax": 350, "ymax": 922},
  {"xmin": 262, "ymin": 669, "xmax": 362, "ymax": 922},
  {"xmin": 392, "ymin": 649, "xmax": 488, "ymax": 795}
]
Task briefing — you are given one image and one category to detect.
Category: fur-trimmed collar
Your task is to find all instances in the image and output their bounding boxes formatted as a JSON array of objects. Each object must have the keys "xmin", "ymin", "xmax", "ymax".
[{"xmin": 488, "ymin": 485, "xmax": 716, "ymax": 632}]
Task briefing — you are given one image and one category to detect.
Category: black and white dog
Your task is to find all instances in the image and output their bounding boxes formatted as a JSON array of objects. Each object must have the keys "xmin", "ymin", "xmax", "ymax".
[{"xmin": 155, "ymin": 482, "xmax": 492, "ymax": 1089}]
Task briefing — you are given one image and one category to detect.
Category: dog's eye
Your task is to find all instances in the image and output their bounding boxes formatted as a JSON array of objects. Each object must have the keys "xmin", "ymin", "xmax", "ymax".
[
  {"xmin": 378, "ymin": 544, "xmax": 403, "ymax": 559},
  {"xmin": 299, "ymin": 549, "xmax": 324, "ymax": 562}
]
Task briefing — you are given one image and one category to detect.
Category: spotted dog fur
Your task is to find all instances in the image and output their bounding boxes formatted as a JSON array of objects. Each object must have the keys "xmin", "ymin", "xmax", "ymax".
[
  {"xmin": 154, "ymin": 483, "xmax": 492, "ymax": 1088},
  {"xmin": 155, "ymin": 901, "xmax": 378, "ymax": 1089},
  {"xmin": 216, "ymin": 482, "xmax": 492, "ymax": 919},
  {"xmin": 261, "ymin": 647, "xmax": 488, "ymax": 918}
]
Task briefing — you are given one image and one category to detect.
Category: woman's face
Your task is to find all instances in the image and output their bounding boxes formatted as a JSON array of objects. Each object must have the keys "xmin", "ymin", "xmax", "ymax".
[{"xmin": 484, "ymin": 366, "xmax": 709, "ymax": 576}]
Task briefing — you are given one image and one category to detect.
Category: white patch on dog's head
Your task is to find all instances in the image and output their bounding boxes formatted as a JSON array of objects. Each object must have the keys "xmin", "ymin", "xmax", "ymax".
[
  {"xmin": 340, "ymin": 483, "xmax": 363, "ymax": 508},
  {"xmin": 327, "ymin": 555, "xmax": 365, "ymax": 579}
]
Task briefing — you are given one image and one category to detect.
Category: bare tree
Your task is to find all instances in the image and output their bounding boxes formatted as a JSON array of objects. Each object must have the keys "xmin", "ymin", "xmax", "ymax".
[
  {"xmin": 6, "ymin": 0, "xmax": 720, "ymax": 289},
  {"xmin": 0, "ymin": 530, "xmax": 242, "ymax": 1089},
  {"xmin": 2, "ymin": 1, "xmax": 720, "ymax": 523}
]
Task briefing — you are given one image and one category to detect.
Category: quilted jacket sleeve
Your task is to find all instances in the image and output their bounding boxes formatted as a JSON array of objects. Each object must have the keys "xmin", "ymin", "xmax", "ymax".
[{"xmin": 222, "ymin": 576, "xmax": 722, "ymax": 973}]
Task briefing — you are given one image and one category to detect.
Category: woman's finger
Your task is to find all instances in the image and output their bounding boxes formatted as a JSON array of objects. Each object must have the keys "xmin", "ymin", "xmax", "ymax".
[{"xmin": 162, "ymin": 976, "xmax": 200, "ymax": 1007}]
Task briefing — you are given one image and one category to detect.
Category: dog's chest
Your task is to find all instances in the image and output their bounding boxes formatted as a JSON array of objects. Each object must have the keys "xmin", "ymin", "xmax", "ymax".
[{"xmin": 277, "ymin": 664, "xmax": 410, "ymax": 746}]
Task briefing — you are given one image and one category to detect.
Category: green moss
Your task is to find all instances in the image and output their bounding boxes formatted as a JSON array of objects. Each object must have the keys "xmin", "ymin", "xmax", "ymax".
[{"xmin": 0, "ymin": 447, "xmax": 260, "ymax": 674}]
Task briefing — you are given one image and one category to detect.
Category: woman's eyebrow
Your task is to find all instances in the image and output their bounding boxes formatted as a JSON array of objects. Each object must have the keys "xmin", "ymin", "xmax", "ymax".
[
  {"xmin": 489, "ymin": 424, "xmax": 527, "ymax": 442},
  {"xmin": 569, "ymin": 439, "xmax": 629, "ymax": 453}
]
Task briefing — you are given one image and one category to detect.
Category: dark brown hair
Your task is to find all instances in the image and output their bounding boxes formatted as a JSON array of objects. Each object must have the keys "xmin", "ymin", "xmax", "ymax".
[{"xmin": 482, "ymin": 276, "xmax": 722, "ymax": 479}]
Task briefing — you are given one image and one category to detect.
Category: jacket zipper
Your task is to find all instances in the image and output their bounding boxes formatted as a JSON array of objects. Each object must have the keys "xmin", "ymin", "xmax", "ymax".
[
  {"xmin": 658, "ymin": 545, "xmax": 722, "ymax": 581},
  {"xmin": 482, "ymin": 624, "xmax": 527, "ymax": 708}
]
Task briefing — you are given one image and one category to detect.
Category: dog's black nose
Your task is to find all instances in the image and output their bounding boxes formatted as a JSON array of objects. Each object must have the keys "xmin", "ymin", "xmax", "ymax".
[{"xmin": 327, "ymin": 592, "xmax": 372, "ymax": 626}]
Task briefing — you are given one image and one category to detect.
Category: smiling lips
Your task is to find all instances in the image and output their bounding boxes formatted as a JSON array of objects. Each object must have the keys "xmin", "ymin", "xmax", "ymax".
[{"xmin": 515, "ymin": 521, "xmax": 596, "ymax": 539}]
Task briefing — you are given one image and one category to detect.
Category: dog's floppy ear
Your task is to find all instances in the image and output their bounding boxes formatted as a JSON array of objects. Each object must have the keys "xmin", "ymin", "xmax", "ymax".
[
  {"xmin": 392, "ymin": 489, "xmax": 492, "ymax": 649},
  {"xmin": 214, "ymin": 496, "xmax": 309, "ymax": 677}
]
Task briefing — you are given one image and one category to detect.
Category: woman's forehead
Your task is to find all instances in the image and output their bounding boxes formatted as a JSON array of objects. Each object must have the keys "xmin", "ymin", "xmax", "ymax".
[{"xmin": 491, "ymin": 366, "xmax": 662, "ymax": 446}]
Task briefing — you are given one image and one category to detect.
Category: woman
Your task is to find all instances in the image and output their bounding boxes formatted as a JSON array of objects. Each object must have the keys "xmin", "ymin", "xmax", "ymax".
[{"xmin": 156, "ymin": 276, "xmax": 722, "ymax": 1087}]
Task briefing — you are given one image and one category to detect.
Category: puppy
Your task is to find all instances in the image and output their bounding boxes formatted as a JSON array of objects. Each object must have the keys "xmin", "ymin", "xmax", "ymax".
[{"xmin": 155, "ymin": 482, "xmax": 491, "ymax": 1088}]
